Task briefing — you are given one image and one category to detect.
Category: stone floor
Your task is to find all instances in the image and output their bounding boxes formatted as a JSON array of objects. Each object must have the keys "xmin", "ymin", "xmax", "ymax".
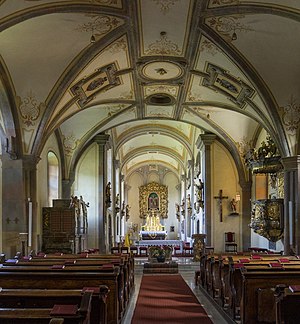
[{"xmin": 121, "ymin": 257, "xmax": 235, "ymax": 324}]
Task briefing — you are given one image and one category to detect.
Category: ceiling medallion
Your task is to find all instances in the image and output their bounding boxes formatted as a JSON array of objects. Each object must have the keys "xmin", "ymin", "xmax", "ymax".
[{"xmin": 141, "ymin": 61, "xmax": 184, "ymax": 81}]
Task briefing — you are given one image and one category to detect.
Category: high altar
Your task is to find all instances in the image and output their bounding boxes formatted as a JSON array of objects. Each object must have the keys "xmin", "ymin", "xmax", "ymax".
[
  {"xmin": 139, "ymin": 183, "xmax": 168, "ymax": 240},
  {"xmin": 140, "ymin": 209, "xmax": 167, "ymax": 240}
]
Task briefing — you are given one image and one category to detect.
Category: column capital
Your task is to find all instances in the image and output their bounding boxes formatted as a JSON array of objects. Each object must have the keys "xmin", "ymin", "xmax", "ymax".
[
  {"xmin": 200, "ymin": 133, "xmax": 217, "ymax": 146},
  {"xmin": 22, "ymin": 154, "xmax": 41, "ymax": 170},
  {"xmin": 94, "ymin": 134, "xmax": 110, "ymax": 146},
  {"xmin": 281, "ymin": 155, "xmax": 300, "ymax": 171}
]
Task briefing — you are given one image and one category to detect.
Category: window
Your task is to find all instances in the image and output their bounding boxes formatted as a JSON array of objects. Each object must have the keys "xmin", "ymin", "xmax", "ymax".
[{"xmin": 48, "ymin": 151, "xmax": 59, "ymax": 206}]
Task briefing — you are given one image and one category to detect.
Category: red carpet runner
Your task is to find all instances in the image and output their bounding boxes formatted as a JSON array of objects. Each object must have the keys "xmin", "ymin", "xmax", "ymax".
[{"xmin": 131, "ymin": 274, "xmax": 213, "ymax": 324}]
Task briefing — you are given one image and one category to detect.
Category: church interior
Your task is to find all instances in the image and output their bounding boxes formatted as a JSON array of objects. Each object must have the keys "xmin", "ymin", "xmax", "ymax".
[{"xmin": 0, "ymin": 1, "xmax": 299, "ymax": 323}]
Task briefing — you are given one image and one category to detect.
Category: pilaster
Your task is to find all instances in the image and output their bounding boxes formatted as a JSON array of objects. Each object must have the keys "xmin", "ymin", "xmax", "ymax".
[{"xmin": 94, "ymin": 134, "xmax": 110, "ymax": 254}]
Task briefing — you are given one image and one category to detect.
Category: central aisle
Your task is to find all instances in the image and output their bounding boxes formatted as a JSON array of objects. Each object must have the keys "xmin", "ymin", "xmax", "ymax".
[
  {"xmin": 121, "ymin": 258, "xmax": 234, "ymax": 324},
  {"xmin": 131, "ymin": 274, "xmax": 213, "ymax": 323}
]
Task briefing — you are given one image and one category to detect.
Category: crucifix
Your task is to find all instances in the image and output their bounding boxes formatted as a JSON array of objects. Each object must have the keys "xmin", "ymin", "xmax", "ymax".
[{"xmin": 214, "ymin": 189, "xmax": 228, "ymax": 222}]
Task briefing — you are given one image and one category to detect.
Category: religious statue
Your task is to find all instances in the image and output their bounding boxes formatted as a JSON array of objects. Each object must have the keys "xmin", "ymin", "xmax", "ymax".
[
  {"xmin": 115, "ymin": 194, "xmax": 120, "ymax": 213},
  {"xmin": 180, "ymin": 198, "xmax": 185, "ymax": 217},
  {"xmin": 229, "ymin": 198, "xmax": 239, "ymax": 216},
  {"xmin": 125, "ymin": 204, "xmax": 130, "ymax": 221},
  {"xmin": 195, "ymin": 179, "xmax": 204, "ymax": 203},
  {"xmin": 121, "ymin": 200, "xmax": 125, "ymax": 218},
  {"xmin": 70, "ymin": 195, "xmax": 89, "ymax": 233},
  {"xmin": 175, "ymin": 203, "xmax": 180, "ymax": 221},
  {"xmin": 79, "ymin": 195, "xmax": 89, "ymax": 232},
  {"xmin": 105, "ymin": 182, "xmax": 111, "ymax": 207}
]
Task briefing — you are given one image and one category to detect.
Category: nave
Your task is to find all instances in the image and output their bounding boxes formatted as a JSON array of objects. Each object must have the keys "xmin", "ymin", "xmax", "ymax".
[{"xmin": 122, "ymin": 257, "xmax": 232, "ymax": 324}]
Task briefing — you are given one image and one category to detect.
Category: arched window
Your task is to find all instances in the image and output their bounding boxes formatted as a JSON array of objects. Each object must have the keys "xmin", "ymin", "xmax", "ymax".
[{"xmin": 47, "ymin": 151, "xmax": 59, "ymax": 206}]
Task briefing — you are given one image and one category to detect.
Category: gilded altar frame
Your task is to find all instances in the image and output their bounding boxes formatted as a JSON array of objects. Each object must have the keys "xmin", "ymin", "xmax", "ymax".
[{"xmin": 139, "ymin": 182, "xmax": 168, "ymax": 219}]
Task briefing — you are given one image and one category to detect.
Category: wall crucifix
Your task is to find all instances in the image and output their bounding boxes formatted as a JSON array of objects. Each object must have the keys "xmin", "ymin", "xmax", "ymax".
[{"xmin": 214, "ymin": 189, "xmax": 228, "ymax": 222}]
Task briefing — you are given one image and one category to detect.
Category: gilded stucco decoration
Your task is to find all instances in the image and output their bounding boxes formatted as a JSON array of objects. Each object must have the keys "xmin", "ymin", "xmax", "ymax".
[
  {"xmin": 200, "ymin": 39, "xmax": 221, "ymax": 56},
  {"xmin": 151, "ymin": 0, "xmax": 180, "ymax": 15},
  {"xmin": 147, "ymin": 107, "xmax": 173, "ymax": 118},
  {"xmin": 62, "ymin": 133, "xmax": 80, "ymax": 156},
  {"xmin": 207, "ymin": 16, "xmax": 253, "ymax": 42},
  {"xmin": 88, "ymin": 0, "xmax": 122, "ymax": 6},
  {"xmin": 203, "ymin": 63, "xmax": 254, "ymax": 108},
  {"xmin": 139, "ymin": 182, "xmax": 168, "ymax": 219},
  {"xmin": 279, "ymin": 95, "xmax": 300, "ymax": 135},
  {"xmin": 145, "ymin": 85, "xmax": 178, "ymax": 97},
  {"xmin": 107, "ymin": 37, "xmax": 128, "ymax": 54},
  {"xmin": 119, "ymin": 90, "xmax": 134, "ymax": 100},
  {"xmin": 105, "ymin": 104, "xmax": 127, "ymax": 117},
  {"xmin": 17, "ymin": 91, "xmax": 44, "ymax": 127},
  {"xmin": 236, "ymin": 137, "xmax": 254, "ymax": 160},
  {"xmin": 249, "ymin": 199, "xmax": 284, "ymax": 242},
  {"xmin": 145, "ymin": 31, "xmax": 181, "ymax": 56},
  {"xmin": 209, "ymin": 0, "xmax": 240, "ymax": 7},
  {"xmin": 70, "ymin": 63, "xmax": 121, "ymax": 108},
  {"xmin": 76, "ymin": 14, "xmax": 123, "ymax": 38},
  {"xmin": 187, "ymin": 90, "xmax": 204, "ymax": 102}
]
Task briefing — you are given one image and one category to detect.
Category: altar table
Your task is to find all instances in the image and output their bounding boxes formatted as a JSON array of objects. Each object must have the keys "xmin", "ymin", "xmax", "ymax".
[
  {"xmin": 139, "ymin": 230, "xmax": 167, "ymax": 240},
  {"xmin": 137, "ymin": 240, "xmax": 183, "ymax": 251}
]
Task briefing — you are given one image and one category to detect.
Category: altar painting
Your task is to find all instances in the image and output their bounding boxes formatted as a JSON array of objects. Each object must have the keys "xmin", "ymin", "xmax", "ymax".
[{"xmin": 139, "ymin": 182, "xmax": 168, "ymax": 219}]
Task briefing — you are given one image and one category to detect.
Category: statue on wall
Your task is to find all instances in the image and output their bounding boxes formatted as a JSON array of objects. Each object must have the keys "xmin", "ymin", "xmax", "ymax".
[
  {"xmin": 105, "ymin": 182, "xmax": 111, "ymax": 208},
  {"xmin": 70, "ymin": 195, "xmax": 89, "ymax": 233},
  {"xmin": 79, "ymin": 195, "xmax": 89, "ymax": 231}
]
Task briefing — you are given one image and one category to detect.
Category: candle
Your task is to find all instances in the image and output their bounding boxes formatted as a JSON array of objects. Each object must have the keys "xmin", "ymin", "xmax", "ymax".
[{"xmin": 28, "ymin": 198, "xmax": 32, "ymax": 247}]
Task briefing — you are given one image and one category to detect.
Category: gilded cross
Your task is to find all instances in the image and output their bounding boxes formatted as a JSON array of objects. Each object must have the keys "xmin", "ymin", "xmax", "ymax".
[{"xmin": 214, "ymin": 189, "xmax": 228, "ymax": 222}]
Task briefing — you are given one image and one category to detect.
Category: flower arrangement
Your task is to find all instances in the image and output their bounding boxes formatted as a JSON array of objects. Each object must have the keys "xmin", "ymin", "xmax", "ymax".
[{"xmin": 149, "ymin": 245, "xmax": 172, "ymax": 260}]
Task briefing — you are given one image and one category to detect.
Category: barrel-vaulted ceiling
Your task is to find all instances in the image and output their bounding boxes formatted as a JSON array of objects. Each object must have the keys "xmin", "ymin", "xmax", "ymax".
[{"xmin": 0, "ymin": 0, "xmax": 299, "ymax": 180}]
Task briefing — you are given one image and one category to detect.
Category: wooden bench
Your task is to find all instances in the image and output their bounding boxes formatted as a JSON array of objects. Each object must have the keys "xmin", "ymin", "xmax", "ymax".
[
  {"xmin": 0, "ymin": 290, "xmax": 93, "ymax": 324},
  {"xmin": 275, "ymin": 284, "xmax": 300, "ymax": 324},
  {"xmin": 0, "ymin": 267, "xmax": 120, "ymax": 324},
  {"xmin": 0, "ymin": 286, "xmax": 109, "ymax": 324},
  {"xmin": 197, "ymin": 253, "xmax": 300, "ymax": 323},
  {"xmin": 12, "ymin": 253, "xmax": 134, "ymax": 312}
]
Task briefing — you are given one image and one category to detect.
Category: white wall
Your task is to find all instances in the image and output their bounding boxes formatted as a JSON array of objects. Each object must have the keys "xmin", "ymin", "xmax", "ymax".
[
  {"xmin": 74, "ymin": 143, "xmax": 98, "ymax": 249},
  {"xmin": 212, "ymin": 142, "xmax": 241, "ymax": 253},
  {"xmin": 36, "ymin": 133, "xmax": 61, "ymax": 251}
]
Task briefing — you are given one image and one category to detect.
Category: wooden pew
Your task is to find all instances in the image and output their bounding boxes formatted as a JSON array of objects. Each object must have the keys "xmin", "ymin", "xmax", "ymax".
[
  {"xmin": 10, "ymin": 253, "xmax": 133, "ymax": 313},
  {"xmin": 5, "ymin": 258, "xmax": 128, "ymax": 315},
  {"xmin": 274, "ymin": 284, "xmax": 300, "ymax": 324},
  {"xmin": 0, "ymin": 286, "xmax": 109, "ymax": 324},
  {"xmin": 201, "ymin": 254, "xmax": 300, "ymax": 322},
  {"xmin": 29, "ymin": 253, "xmax": 134, "ymax": 300},
  {"xmin": 0, "ymin": 290, "xmax": 93, "ymax": 324},
  {"xmin": 0, "ymin": 267, "xmax": 120, "ymax": 324}
]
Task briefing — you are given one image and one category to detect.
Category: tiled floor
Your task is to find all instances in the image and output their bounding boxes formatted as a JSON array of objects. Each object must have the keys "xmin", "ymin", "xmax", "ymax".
[{"xmin": 121, "ymin": 257, "xmax": 234, "ymax": 324}]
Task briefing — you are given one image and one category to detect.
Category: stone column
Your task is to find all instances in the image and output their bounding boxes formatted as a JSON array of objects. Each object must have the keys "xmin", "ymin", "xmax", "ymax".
[
  {"xmin": 94, "ymin": 134, "xmax": 110, "ymax": 254},
  {"xmin": 199, "ymin": 134, "xmax": 217, "ymax": 246},
  {"xmin": 281, "ymin": 156, "xmax": 300, "ymax": 254}
]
